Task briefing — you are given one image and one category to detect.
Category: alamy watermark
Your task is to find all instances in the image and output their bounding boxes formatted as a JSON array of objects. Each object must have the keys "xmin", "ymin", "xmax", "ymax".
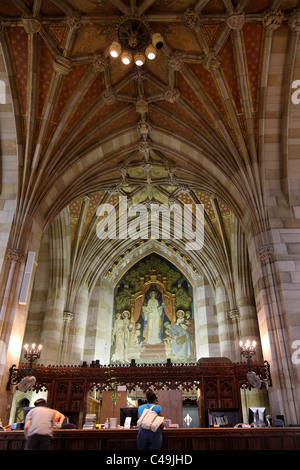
[
  {"xmin": 96, "ymin": 196, "xmax": 204, "ymax": 251},
  {"xmin": 292, "ymin": 340, "xmax": 300, "ymax": 365},
  {"xmin": 291, "ymin": 80, "xmax": 300, "ymax": 104}
]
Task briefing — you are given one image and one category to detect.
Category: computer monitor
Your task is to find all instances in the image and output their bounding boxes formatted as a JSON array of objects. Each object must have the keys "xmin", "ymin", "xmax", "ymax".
[
  {"xmin": 248, "ymin": 407, "xmax": 266, "ymax": 425},
  {"xmin": 23, "ymin": 407, "xmax": 34, "ymax": 422},
  {"xmin": 120, "ymin": 407, "xmax": 139, "ymax": 427}
]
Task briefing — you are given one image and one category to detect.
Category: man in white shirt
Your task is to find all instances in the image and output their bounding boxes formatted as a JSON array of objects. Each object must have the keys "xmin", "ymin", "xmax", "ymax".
[{"xmin": 24, "ymin": 398, "xmax": 54, "ymax": 450}]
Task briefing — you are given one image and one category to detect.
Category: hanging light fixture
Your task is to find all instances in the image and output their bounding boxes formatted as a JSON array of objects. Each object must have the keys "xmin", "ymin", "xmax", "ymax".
[
  {"xmin": 108, "ymin": 17, "xmax": 163, "ymax": 67},
  {"xmin": 109, "ymin": 41, "xmax": 121, "ymax": 58},
  {"xmin": 134, "ymin": 52, "xmax": 145, "ymax": 66},
  {"xmin": 145, "ymin": 44, "xmax": 156, "ymax": 60},
  {"xmin": 121, "ymin": 51, "xmax": 132, "ymax": 65}
]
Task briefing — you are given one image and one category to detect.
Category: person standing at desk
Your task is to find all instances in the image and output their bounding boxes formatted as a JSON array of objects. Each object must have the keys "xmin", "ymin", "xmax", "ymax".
[
  {"xmin": 137, "ymin": 389, "xmax": 164, "ymax": 451},
  {"xmin": 24, "ymin": 398, "xmax": 54, "ymax": 450}
]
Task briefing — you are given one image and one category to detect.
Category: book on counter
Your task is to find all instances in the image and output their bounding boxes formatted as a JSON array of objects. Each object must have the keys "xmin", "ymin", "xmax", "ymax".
[{"xmin": 83, "ymin": 413, "xmax": 97, "ymax": 429}]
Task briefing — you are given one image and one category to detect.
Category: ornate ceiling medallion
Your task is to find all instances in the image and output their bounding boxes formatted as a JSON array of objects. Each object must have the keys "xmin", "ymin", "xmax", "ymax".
[{"xmin": 117, "ymin": 17, "xmax": 150, "ymax": 51}]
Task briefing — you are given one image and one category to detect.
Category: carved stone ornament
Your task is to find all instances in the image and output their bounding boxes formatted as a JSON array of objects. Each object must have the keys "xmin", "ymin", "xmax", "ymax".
[
  {"xmin": 263, "ymin": 9, "xmax": 284, "ymax": 30},
  {"xmin": 5, "ymin": 248, "xmax": 25, "ymax": 263},
  {"xmin": 229, "ymin": 308, "xmax": 239, "ymax": 321},
  {"xmin": 132, "ymin": 66, "xmax": 147, "ymax": 81},
  {"xmin": 53, "ymin": 56, "xmax": 72, "ymax": 75},
  {"xmin": 119, "ymin": 165, "xmax": 127, "ymax": 179},
  {"xmin": 21, "ymin": 18, "xmax": 41, "ymax": 34},
  {"xmin": 101, "ymin": 87, "xmax": 116, "ymax": 105},
  {"xmin": 184, "ymin": 8, "xmax": 201, "ymax": 30},
  {"xmin": 108, "ymin": 184, "xmax": 122, "ymax": 194},
  {"xmin": 63, "ymin": 311, "xmax": 73, "ymax": 322},
  {"xmin": 168, "ymin": 51, "xmax": 186, "ymax": 72},
  {"xmin": 164, "ymin": 87, "xmax": 180, "ymax": 103},
  {"xmin": 136, "ymin": 99, "xmax": 148, "ymax": 114},
  {"xmin": 137, "ymin": 119, "xmax": 152, "ymax": 135},
  {"xmin": 202, "ymin": 50, "xmax": 221, "ymax": 72},
  {"xmin": 257, "ymin": 244, "xmax": 274, "ymax": 261},
  {"xmin": 177, "ymin": 184, "xmax": 190, "ymax": 194},
  {"xmin": 139, "ymin": 139, "xmax": 151, "ymax": 152},
  {"xmin": 67, "ymin": 10, "xmax": 82, "ymax": 31},
  {"xmin": 93, "ymin": 54, "xmax": 109, "ymax": 72},
  {"xmin": 288, "ymin": 10, "xmax": 300, "ymax": 32},
  {"xmin": 226, "ymin": 13, "xmax": 245, "ymax": 30}
]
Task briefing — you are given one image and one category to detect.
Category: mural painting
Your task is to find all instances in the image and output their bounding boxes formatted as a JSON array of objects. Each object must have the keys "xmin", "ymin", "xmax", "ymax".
[{"xmin": 110, "ymin": 255, "xmax": 195, "ymax": 364}]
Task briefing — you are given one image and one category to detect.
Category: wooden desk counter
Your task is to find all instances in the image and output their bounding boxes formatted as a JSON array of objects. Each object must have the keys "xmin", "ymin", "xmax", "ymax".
[{"xmin": 1, "ymin": 427, "xmax": 300, "ymax": 451}]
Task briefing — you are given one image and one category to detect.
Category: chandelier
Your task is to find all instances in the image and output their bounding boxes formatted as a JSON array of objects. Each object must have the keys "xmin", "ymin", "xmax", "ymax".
[{"xmin": 109, "ymin": 17, "xmax": 164, "ymax": 66}]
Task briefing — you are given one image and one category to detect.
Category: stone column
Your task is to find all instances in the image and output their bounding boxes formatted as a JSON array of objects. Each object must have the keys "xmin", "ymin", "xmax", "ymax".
[
  {"xmin": 67, "ymin": 284, "xmax": 89, "ymax": 365},
  {"xmin": 215, "ymin": 283, "xmax": 233, "ymax": 359},
  {"xmin": 194, "ymin": 276, "xmax": 220, "ymax": 359},
  {"xmin": 40, "ymin": 285, "xmax": 66, "ymax": 365}
]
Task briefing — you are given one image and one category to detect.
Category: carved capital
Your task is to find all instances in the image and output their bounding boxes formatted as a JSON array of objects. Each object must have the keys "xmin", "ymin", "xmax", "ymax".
[
  {"xmin": 5, "ymin": 248, "xmax": 25, "ymax": 263},
  {"xmin": 257, "ymin": 244, "xmax": 274, "ymax": 261},
  {"xmin": 288, "ymin": 10, "xmax": 300, "ymax": 32},
  {"xmin": 263, "ymin": 9, "xmax": 284, "ymax": 30}
]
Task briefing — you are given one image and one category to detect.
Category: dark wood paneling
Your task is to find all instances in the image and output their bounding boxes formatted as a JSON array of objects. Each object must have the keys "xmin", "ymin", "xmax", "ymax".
[{"xmin": 1, "ymin": 428, "xmax": 300, "ymax": 450}]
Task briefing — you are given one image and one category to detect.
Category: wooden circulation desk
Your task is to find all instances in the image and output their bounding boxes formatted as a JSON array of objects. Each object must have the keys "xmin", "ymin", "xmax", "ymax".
[{"xmin": 1, "ymin": 427, "xmax": 300, "ymax": 451}]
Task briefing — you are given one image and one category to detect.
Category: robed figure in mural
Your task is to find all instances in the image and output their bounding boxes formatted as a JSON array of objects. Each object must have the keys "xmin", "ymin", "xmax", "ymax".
[{"xmin": 142, "ymin": 291, "xmax": 165, "ymax": 344}]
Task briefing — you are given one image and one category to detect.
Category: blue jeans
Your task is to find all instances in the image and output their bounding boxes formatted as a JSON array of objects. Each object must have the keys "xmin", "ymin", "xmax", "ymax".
[{"xmin": 137, "ymin": 428, "xmax": 162, "ymax": 450}]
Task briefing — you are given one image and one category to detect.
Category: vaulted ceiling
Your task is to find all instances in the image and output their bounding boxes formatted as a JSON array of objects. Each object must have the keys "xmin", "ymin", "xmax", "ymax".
[{"xmin": 1, "ymin": 0, "xmax": 298, "ymax": 290}]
